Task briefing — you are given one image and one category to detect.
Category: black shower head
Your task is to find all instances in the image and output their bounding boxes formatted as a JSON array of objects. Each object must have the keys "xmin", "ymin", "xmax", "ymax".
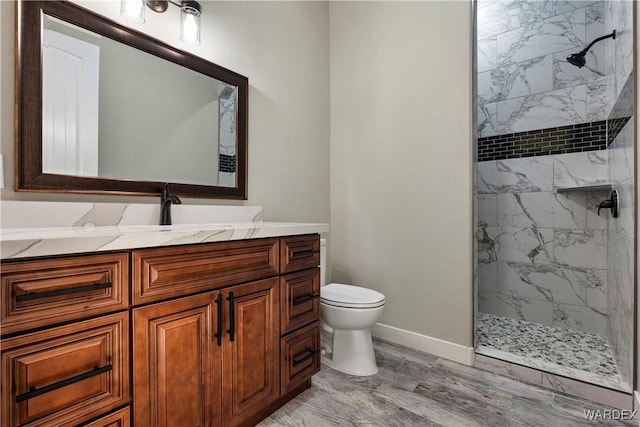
[
  {"xmin": 566, "ymin": 53, "xmax": 586, "ymax": 68},
  {"xmin": 566, "ymin": 30, "xmax": 616, "ymax": 68}
]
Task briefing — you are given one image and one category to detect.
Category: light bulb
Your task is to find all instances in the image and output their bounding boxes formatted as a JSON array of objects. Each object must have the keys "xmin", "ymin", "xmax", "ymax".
[
  {"xmin": 121, "ymin": 0, "xmax": 145, "ymax": 23},
  {"xmin": 181, "ymin": 8, "xmax": 201, "ymax": 45}
]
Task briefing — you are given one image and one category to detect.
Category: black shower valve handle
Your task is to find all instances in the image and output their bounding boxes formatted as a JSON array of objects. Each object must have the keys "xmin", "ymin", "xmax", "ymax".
[
  {"xmin": 597, "ymin": 190, "xmax": 619, "ymax": 218},
  {"xmin": 597, "ymin": 199, "xmax": 612, "ymax": 216}
]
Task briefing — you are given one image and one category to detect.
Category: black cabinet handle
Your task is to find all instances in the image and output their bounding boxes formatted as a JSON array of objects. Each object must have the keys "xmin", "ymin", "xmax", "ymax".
[
  {"xmin": 227, "ymin": 292, "xmax": 235, "ymax": 342},
  {"xmin": 15, "ymin": 282, "xmax": 112, "ymax": 302},
  {"xmin": 15, "ymin": 365, "xmax": 112, "ymax": 403},
  {"xmin": 292, "ymin": 294, "xmax": 319, "ymax": 306},
  {"xmin": 214, "ymin": 293, "xmax": 223, "ymax": 347},
  {"xmin": 290, "ymin": 250, "xmax": 317, "ymax": 259},
  {"xmin": 292, "ymin": 350, "xmax": 319, "ymax": 367}
]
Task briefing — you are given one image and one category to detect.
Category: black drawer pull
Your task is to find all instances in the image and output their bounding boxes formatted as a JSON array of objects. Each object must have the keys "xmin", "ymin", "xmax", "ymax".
[
  {"xmin": 227, "ymin": 292, "xmax": 235, "ymax": 342},
  {"xmin": 214, "ymin": 293, "xmax": 223, "ymax": 347},
  {"xmin": 15, "ymin": 282, "xmax": 112, "ymax": 302},
  {"xmin": 292, "ymin": 294, "xmax": 319, "ymax": 306},
  {"xmin": 15, "ymin": 364, "xmax": 112, "ymax": 403},
  {"xmin": 292, "ymin": 350, "xmax": 319, "ymax": 367},
  {"xmin": 290, "ymin": 250, "xmax": 317, "ymax": 259}
]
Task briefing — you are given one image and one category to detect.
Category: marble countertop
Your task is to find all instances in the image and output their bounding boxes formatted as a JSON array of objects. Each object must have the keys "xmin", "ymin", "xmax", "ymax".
[{"xmin": 1, "ymin": 222, "xmax": 329, "ymax": 259}]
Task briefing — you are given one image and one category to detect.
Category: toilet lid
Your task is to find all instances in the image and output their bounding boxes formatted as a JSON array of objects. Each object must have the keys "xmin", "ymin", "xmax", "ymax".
[{"xmin": 321, "ymin": 283, "xmax": 385, "ymax": 308}]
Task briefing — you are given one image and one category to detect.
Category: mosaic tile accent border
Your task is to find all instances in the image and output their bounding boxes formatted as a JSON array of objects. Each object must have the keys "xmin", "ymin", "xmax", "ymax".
[
  {"xmin": 478, "ymin": 121, "xmax": 607, "ymax": 162},
  {"xmin": 219, "ymin": 154, "xmax": 236, "ymax": 173}
]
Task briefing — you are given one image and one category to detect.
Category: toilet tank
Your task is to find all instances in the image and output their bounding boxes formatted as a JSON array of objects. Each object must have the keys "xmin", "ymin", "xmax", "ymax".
[{"xmin": 320, "ymin": 238, "xmax": 327, "ymax": 286}]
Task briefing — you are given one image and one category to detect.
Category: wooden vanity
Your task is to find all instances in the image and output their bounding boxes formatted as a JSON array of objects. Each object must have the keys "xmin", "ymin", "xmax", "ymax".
[{"xmin": 1, "ymin": 234, "xmax": 321, "ymax": 427}]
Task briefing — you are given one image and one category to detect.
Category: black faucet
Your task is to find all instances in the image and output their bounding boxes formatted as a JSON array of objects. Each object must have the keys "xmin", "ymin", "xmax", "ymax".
[{"xmin": 160, "ymin": 183, "xmax": 182, "ymax": 226}]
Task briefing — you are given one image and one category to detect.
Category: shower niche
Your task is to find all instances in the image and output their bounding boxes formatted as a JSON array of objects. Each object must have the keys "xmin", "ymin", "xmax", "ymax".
[{"xmin": 474, "ymin": 0, "xmax": 635, "ymax": 402}]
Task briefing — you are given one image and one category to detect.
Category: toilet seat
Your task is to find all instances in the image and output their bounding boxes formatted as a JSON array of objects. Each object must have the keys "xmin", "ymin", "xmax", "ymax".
[{"xmin": 321, "ymin": 283, "xmax": 385, "ymax": 309}]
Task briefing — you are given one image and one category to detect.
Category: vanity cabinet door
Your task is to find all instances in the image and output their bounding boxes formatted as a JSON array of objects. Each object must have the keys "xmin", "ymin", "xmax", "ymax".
[
  {"xmin": 133, "ymin": 292, "xmax": 222, "ymax": 427},
  {"xmin": 222, "ymin": 278, "xmax": 280, "ymax": 427}
]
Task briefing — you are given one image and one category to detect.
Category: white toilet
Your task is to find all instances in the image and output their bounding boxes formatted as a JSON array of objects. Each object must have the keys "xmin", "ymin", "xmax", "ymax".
[{"xmin": 319, "ymin": 239, "xmax": 385, "ymax": 376}]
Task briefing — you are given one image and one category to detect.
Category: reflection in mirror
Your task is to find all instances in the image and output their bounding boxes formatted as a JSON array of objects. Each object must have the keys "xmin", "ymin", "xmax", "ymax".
[
  {"xmin": 42, "ymin": 15, "xmax": 237, "ymax": 187},
  {"xmin": 16, "ymin": 0, "xmax": 247, "ymax": 199}
]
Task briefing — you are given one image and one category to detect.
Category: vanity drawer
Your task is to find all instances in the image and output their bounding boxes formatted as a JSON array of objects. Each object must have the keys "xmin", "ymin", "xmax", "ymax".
[
  {"xmin": 280, "ymin": 268, "xmax": 320, "ymax": 335},
  {"xmin": 280, "ymin": 322, "xmax": 320, "ymax": 395},
  {"xmin": 83, "ymin": 407, "xmax": 130, "ymax": 427},
  {"xmin": 1, "ymin": 253, "xmax": 129, "ymax": 335},
  {"xmin": 132, "ymin": 238, "xmax": 279, "ymax": 305},
  {"xmin": 279, "ymin": 234, "xmax": 320, "ymax": 274},
  {"xmin": 1, "ymin": 313, "xmax": 130, "ymax": 427}
]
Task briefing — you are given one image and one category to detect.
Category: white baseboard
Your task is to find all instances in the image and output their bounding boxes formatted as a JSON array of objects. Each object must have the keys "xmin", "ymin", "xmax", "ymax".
[{"xmin": 372, "ymin": 322, "xmax": 475, "ymax": 366}]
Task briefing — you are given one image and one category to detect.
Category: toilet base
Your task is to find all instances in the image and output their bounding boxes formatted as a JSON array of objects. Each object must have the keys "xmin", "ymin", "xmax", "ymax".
[{"xmin": 321, "ymin": 328, "xmax": 378, "ymax": 376}]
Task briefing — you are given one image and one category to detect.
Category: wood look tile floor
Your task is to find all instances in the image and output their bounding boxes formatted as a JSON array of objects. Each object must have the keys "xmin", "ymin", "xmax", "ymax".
[{"xmin": 258, "ymin": 339, "xmax": 637, "ymax": 427}]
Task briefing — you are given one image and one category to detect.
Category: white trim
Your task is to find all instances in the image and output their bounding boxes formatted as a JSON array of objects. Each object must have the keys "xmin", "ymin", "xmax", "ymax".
[
  {"xmin": 372, "ymin": 323, "xmax": 475, "ymax": 366},
  {"xmin": 634, "ymin": 390, "xmax": 640, "ymax": 410}
]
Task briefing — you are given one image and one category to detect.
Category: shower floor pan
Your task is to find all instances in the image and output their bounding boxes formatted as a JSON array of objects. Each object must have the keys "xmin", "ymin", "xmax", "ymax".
[{"xmin": 476, "ymin": 313, "xmax": 630, "ymax": 392}]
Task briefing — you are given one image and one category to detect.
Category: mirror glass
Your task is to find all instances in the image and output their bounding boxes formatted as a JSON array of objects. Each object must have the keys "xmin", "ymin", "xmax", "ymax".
[
  {"xmin": 42, "ymin": 15, "xmax": 237, "ymax": 188},
  {"xmin": 16, "ymin": 0, "xmax": 247, "ymax": 199}
]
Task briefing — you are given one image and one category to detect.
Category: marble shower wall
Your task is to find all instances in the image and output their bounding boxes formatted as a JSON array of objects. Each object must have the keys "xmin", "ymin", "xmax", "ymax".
[
  {"xmin": 604, "ymin": 0, "xmax": 634, "ymax": 389},
  {"xmin": 477, "ymin": 151, "xmax": 610, "ymax": 335},
  {"xmin": 606, "ymin": 118, "xmax": 634, "ymax": 388},
  {"xmin": 478, "ymin": 0, "xmax": 608, "ymax": 138}
]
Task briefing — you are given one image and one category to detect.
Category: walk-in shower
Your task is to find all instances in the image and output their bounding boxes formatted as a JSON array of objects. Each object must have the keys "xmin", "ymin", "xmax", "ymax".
[{"xmin": 474, "ymin": 0, "xmax": 635, "ymax": 397}]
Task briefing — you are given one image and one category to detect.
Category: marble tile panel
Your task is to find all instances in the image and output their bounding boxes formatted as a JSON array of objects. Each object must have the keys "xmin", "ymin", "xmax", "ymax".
[
  {"xmin": 478, "ymin": 260, "xmax": 498, "ymax": 293},
  {"xmin": 495, "ymin": 55, "xmax": 554, "ymax": 102},
  {"xmin": 479, "ymin": 291, "xmax": 554, "ymax": 325},
  {"xmin": 477, "ymin": 100, "xmax": 498, "ymax": 137},
  {"xmin": 495, "ymin": 226, "xmax": 554, "ymax": 264},
  {"xmin": 585, "ymin": 1, "xmax": 605, "ymax": 43},
  {"xmin": 553, "ymin": 150, "xmax": 608, "ymax": 189},
  {"xmin": 477, "ymin": 157, "xmax": 554, "ymax": 194},
  {"xmin": 477, "ymin": 0, "xmax": 555, "ymax": 40},
  {"xmin": 477, "ymin": 70, "xmax": 494, "ymax": 99},
  {"xmin": 585, "ymin": 189, "xmax": 610, "ymax": 230},
  {"xmin": 552, "ymin": 303, "xmax": 607, "ymax": 335},
  {"xmin": 497, "ymin": 8, "xmax": 586, "ymax": 66},
  {"xmin": 496, "ymin": 260, "xmax": 594, "ymax": 306},
  {"xmin": 553, "ymin": 1, "xmax": 601, "ymax": 16},
  {"xmin": 497, "ymin": 191, "xmax": 587, "ymax": 229},
  {"xmin": 607, "ymin": 1, "xmax": 633, "ymax": 104},
  {"xmin": 608, "ymin": 119, "xmax": 634, "ymax": 185},
  {"xmin": 476, "ymin": 225, "xmax": 499, "ymax": 263},
  {"xmin": 477, "ymin": 194, "xmax": 498, "ymax": 227},
  {"xmin": 585, "ymin": 77, "xmax": 609, "ymax": 121},
  {"xmin": 584, "ymin": 270, "xmax": 607, "ymax": 310},
  {"xmin": 477, "ymin": 36, "xmax": 497, "ymax": 73},
  {"xmin": 497, "ymin": 192, "xmax": 554, "ymax": 228},
  {"xmin": 551, "ymin": 191, "xmax": 588, "ymax": 228},
  {"xmin": 495, "ymin": 85, "xmax": 587, "ymax": 134},
  {"xmin": 553, "ymin": 228, "xmax": 607, "ymax": 269}
]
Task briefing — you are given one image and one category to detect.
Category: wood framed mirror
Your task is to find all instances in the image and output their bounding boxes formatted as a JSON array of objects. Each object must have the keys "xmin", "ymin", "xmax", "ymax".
[{"xmin": 15, "ymin": 0, "xmax": 248, "ymax": 199}]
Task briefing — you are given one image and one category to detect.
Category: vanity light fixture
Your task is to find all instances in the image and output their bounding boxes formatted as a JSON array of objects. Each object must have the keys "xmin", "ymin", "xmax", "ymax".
[{"xmin": 121, "ymin": 0, "xmax": 202, "ymax": 45}]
